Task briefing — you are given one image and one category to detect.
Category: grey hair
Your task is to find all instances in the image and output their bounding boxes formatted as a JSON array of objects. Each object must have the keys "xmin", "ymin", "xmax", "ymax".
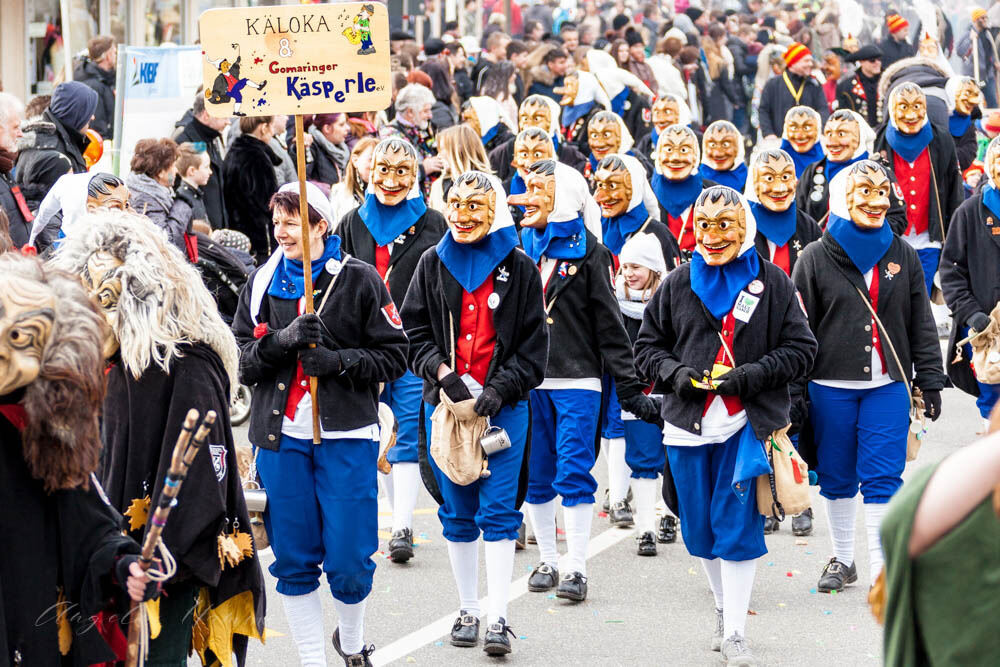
[
  {"xmin": 527, "ymin": 159, "xmax": 557, "ymax": 176},
  {"xmin": 0, "ymin": 92, "xmax": 24, "ymax": 124},
  {"xmin": 374, "ymin": 136, "xmax": 418, "ymax": 161},
  {"xmin": 521, "ymin": 94, "xmax": 551, "ymax": 110},
  {"xmin": 597, "ymin": 155, "xmax": 627, "ymax": 171},
  {"xmin": 87, "ymin": 173, "xmax": 126, "ymax": 198},
  {"xmin": 696, "ymin": 185, "xmax": 742, "ymax": 208},
  {"xmin": 49, "ymin": 210, "xmax": 239, "ymax": 388},
  {"xmin": 755, "ymin": 148, "xmax": 793, "ymax": 165},
  {"xmin": 516, "ymin": 127, "xmax": 550, "ymax": 143},
  {"xmin": 828, "ymin": 109, "xmax": 858, "ymax": 125},
  {"xmin": 657, "ymin": 124, "xmax": 701, "ymax": 161},
  {"xmin": 454, "ymin": 170, "xmax": 494, "ymax": 191},
  {"xmin": 889, "ymin": 81, "xmax": 925, "ymax": 103},
  {"xmin": 847, "ymin": 159, "xmax": 888, "ymax": 179},
  {"xmin": 784, "ymin": 105, "xmax": 821, "ymax": 123},
  {"xmin": 592, "ymin": 110, "xmax": 623, "ymax": 125},
  {"xmin": 705, "ymin": 120, "xmax": 739, "ymax": 136},
  {"xmin": 394, "ymin": 83, "xmax": 436, "ymax": 114}
]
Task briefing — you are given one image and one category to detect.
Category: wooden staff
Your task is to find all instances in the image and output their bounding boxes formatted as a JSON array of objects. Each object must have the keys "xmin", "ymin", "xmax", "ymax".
[
  {"xmin": 293, "ymin": 114, "xmax": 322, "ymax": 444},
  {"xmin": 125, "ymin": 409, "xmax": 215, "ymax": 667}
]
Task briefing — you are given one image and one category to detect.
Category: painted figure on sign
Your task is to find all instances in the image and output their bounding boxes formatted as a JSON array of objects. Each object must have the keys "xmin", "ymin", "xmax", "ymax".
[
  {"xmin": 206, "ymin": 43, "xmax": 267, "ymax": 117},
  {"xmin": 354, "ymin": 4, "xmax": 377, "ymax": 55}
]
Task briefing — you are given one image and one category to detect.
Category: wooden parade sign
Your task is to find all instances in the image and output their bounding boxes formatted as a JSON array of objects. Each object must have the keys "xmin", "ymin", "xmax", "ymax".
[{"xmin": 199, "ymin": 2, "xmax": 391, "ymax": 118}]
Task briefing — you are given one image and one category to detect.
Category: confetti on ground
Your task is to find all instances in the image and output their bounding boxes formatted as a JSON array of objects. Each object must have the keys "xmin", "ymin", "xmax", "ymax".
[
  {"xmin": 547, "ymin": 594, "xmax": 556, "ymax": 599},
  {"xmin": 688, "ymin": 567, "xmax": 697, "ymax": 575},
  {"xmin": 519, "ymin": 636, "xmax": 527, "ymax": 640},
  {"xmin": 831, "ymin": 589, "xmax": 837, "ymax": 595},
  {"xmin": 809, "ymin": 588, "xmax": 817, "ymax": 594},
  {"xmin": 546, "ymin": 608, "xmax": 557, "ymax": 614},
  {"xmin": 805, "ymin": 550, "xmax": 814, "ymax": 555},
  {"xmin": 792, "ymin": 569, "xmax": 802, "ymax": 575},
  {"xmin": 778, "ymin": 603, "xmax": 786, "ymax": 607},
  {"xmin": 786, "ymin": 572, "xmax": 793, "ymax": 577},
  {"xmin": 597, "ymin": 512, "xmax": 608, "ymax": 518},
  {"xmin": 406, "ymin": 657, "xmax": 416, "ymax": 663},
  {"xmin": 795, "ymin": 539, "xmax": 808, "ymax": 546},
  {"xmin": 434, "ymin": 641, "xmax": 443, "ymax": 647},
  {"xmin": 767, "ymin": 561, "xmax": 774, "ymax": 566},
  {"xmin": 747, "ymin": 610, "xmax": 757, "ymax": 616},
  {"xmin": 823, "ymin": 610, "xmax": 832, "ymax": 615},
  {"xmin": 605, "ymin": 620, "xmax": 625, "ymax": 624}
]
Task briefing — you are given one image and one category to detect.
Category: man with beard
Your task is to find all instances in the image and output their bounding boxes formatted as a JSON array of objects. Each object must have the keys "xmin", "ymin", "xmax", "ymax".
[
  {"xmin": 0, "ymin": 93, "xmax": 31, "ymax": 249},
  {"xmin": 758, "ymin": 43, "xmax": 829, "ymax": 143},
  {"xmin": 381, "ymin": 84, "xmax": 444, "ymax": 197}
]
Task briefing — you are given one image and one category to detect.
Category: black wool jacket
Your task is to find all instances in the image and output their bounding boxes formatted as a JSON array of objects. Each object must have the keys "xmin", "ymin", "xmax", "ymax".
[
  {"xmin": 172, "ymin": 112, "xmax": 228, "ymax": 229},
  {"xmin": 940, "ymin": 194, "xmax": 1000, "ymax": 395},
  {"xmin": 222, "ymin": 134, "xmax": 280, "ymax": 260},
  {"xmin": 233, "ymin": 257, "xmax": 409, "ymax": 449},
  {"xmin": 791, "ymin": 232, "xmax": 946, "ymax": 392},
  {"xmin": 753, "ymin": 208, "xmax": 822, "ymax": 274},
  {"xmin": 635, "ymin": 260, "xmax": 817, "ymax": 440},
  {"xmin": 338, "ymin": 207, "xmax": 448, "ymax": 309},
  {"xmin": 14, "ymin": 111, "xmax": 88, "ymax": 211},
  {"xmin": 544, "ymin": 229, "xmax": 662, "ymax": 400},
  {"xmin": 401, "ymin": 246, "xmax": 548, "ymax": 406},
  {"xmin": 795, "ymin": 156, "xmax": 909, "ymax": 234}
]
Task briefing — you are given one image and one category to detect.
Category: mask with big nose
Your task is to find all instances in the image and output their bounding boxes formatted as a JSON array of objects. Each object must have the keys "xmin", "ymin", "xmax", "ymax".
[
  {"xmin": 694, "ymin": 189, "xmax": 747, "ymax": 267},
  {"xmin": 588, "ymin": 113, "xmax": 623, "ymax": 161},
  {"xmin": 446, "ymin": 174, "xmax": 496, "ymax": 244},
  {"xmin": 371, "ymin": 140, "xmax": 418, "ymax": 206},
  {"xmin": 657, "ymin": 127, "xmax": 699, "ymax": 180},
  {"xmin": 754, "ymin": 152, "xmax": 797, "ymax": 212},
  {"xmin": 0, "ymin": 278, "xmax": 56, "ymax": 396},
  {"xmin": 593, "ymin": 160, "xmax": 632, "ymax": 218},
  {"xmin": 845, "ymin": 162, "xmax": 891, "ymax": 229},
  {"xmin": 703, "ymin": 122, "xmax": 740, "ymax": 171},
  {"xmin": 507, "ymin": 162, "xmax": 556, "ymax": 229},
  {"xmin": 783, "ymin": 107, "xmax": 819, "ymax": 153},
  {"xmin": 890, "ymin": 84, "xmax": 927, "ymax": 135}
]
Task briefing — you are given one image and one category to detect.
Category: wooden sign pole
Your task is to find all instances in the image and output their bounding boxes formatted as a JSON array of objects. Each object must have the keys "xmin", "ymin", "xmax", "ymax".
[{"xmin": 293, "ymin": 114, "xmax": 322, "ymax": 445}]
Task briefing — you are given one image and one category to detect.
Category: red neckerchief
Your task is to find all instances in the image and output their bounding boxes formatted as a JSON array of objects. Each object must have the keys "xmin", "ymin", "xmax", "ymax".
[
  {"xmin": 0, "ymin": 404, "xmax": 27, "ymax": 431},
  {"xmin": 771, "ymin": 242, "xmax": 791, "ymax": 275}
]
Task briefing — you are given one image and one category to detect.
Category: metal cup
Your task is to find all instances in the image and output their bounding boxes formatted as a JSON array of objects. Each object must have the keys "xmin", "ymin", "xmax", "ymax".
[
  {"xmin": 244, "ymin": 487, "xmax": 268, "ymax": 513},
  {"xmin": 480, "ymin": 425, "xmax": 511, "ymax": 456}
]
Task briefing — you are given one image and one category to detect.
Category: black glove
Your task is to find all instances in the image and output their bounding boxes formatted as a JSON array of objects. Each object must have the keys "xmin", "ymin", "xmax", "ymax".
[
  {"xmin": 115, "ymin": 555, "xmax": 160, "ymax": 602},
  {"xmin": 713, "ymin": 366, "xmax": 750, "ymax": 397},
  {"xmin": 439, "ymin": 372, "xmax": 473, "ymax": 403},
  {"xmin": 621, "ymin": 392, "xmax": 662, "ymax": 425},
  {"xmin": 672, "ymin": 366, "xmax": 709, "ymax": 400},
  {"xmin": 300, "ymin": 347, "xmax": 342, "ymax": 377},
  {"xmin": 276, "ymin": 314, "xmax": 322, "ymax": 351},
  {"xmin": 922, "ymin": 389, "xmax": 942, "ymax": 422},
  {"xmin": 968, "ymin": 312, "xmax": 991, "ymax": 333},
  {"xmin": 788, "ymin": 395, "xmax": 807, "ymax": 435},
  {"xmin": 473, "ymin": 386, "xmax": 504, "ymax": 417}
]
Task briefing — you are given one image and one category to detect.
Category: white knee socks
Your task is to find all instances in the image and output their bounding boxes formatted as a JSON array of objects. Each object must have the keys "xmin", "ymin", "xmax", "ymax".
[
  {"xmin": 864, "ymin": 503, "xmax": 888, "ymax": 585},
  {"xmin": 332, "ymin": 597, "xmax": 367, "ymax": 655},
  {"xmin": 524, "ymin": 499, "xmax": 559, "ymax": 566},
  {"xmin": 721, "ymin": 559, "xmax": 756, "ymax": 638},
  {"xmin": 606, "ymin": 438, "xmax": 631, "ymax": 504},
  {"xmin": 390, "ymin": 462, "xmax": 420, "ymax": 533},
  {"xmin": 631, "ymin": 477, "xmax": 659, "ymax": 535},
  {"xmin": 279, "ymin": 591, "xmax": 327, "ymax": 666},
  {"xmin": 446, "ymin": 540, "xmax": 480, "ymax": 616},
  {"xmin": 484, "ymin": 539, "xmax": 515, "ymax": 624},
  {"xmin": 826, "ymin": 496, "xmax": 858, "ymax": 565},
  {"xmin": 562, "ymin": 503, "xmax": 593, "ymax": 576},
  {"xmin": 699, "ymin": 557, "xmax": 724, "ymax": 609},
  {"xmin": 379, "ymin": 469, "xmax": 394, "ymax": 509}
]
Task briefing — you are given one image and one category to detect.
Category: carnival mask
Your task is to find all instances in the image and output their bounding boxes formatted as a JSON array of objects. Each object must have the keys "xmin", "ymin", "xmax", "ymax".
[
  {"xmin": 823, "ymin": 116, "xmax": 860, "ymax": 162},
  {"xmin": 704, "ymin": 125, "xmax": 739, "ymax": 171},
  {"xmin": 512, "ymin": 132, "xmax": 555, "ymax": 177},
  {"xmin": 956, "ymin": 79, "xmax": 983, "ymax": 116},
  {"xmin": 694, "ymin": 192, "xmax": 746, "ymax": 266},
  {"xmin": 461, "ymin": 104, "xmax": 481, "ymax": 138},
  {"xmin": 0, "ymin": 278, "xmax": 55, "ymax": 396},
  {"xmin": 783, "ymin": 110, "xmax": 819, "ymax": 153},
  {"xmin": 371, "ymin": 143, "xmax": 417, "ymax": 206},
  {"xmin": 754, "ymin": 154, "xmax": 796, "ymax": 212},
  {"xmin": 988, "ymin": 142, "xmax": 1000, "ymax": 186},
  {"xmin": 846, "ymin": 165, "xmax": 891, "ymax": 229},
  {"xmin": 83, "ymin": 251, "xmax": 124, "ymax": 358},
  {"xmin": 87, "ymin": 184, "xmax": 131, "ymax": 213},
  {"xmin": 918, "ymin": 34, "xmax": 938, "ymax": 59},
  {"xmin": 657, "ymin": 129, "xmax": 699, "ymax": 180},
  {"xmin": 891, "ymin": 86, "xmax": 927, "ymax": 135},
  {"xmin": 556, "ymin": 74, "xmax": 579, "ymax": 106},
  {"xmin": 593, "ymin": 164, "xmax": 632, "ymax": 218},
  {"xmin": 446, "ymin": 177, "xmax": 495, "ymax": 244},
  {"xmin": 519, "ymin": 97, "xmax": 551, "ymax": 131},
  {"xmin": 651, "ymin": 98, "xmax": 680, "ymax": 132},
  {"xmin": 507, "ymin": 170, "xmax": 555, "ymax": 229},
  {"xmin": 588, "ymin": 116, "xmax": 622, "ymax": 161}
]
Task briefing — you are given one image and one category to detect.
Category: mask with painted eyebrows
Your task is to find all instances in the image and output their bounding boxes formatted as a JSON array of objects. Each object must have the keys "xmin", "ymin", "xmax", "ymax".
[
  {"xmin": 823, "ymin": 115, "xmax": 861, "ymax": 162},
  {"xmin": 657, "ymin": 129, "xmax": 699, "ymax": 180},
  {"xmin": 82, "ymin": 250, "xmax": 124, "ymax": 359},
  {"xmin": 371, "ymin": 143, "xmax": 417, "ymax": 206},
  {"xmin": 588, "ymin": 115, "xmax": 622, "ymax": 160},
  {"xmin": 446, "ymin": 176, "xmax": 495, "ymax": 244},
  {"xmin": 556, "ymin": 73, "xmax": 579, "ymax": 106},
  {"xmin": 891, "ymin": 86, "xmax": 927, "ymax": 135},
  {"xmin": 507, "ymin": 170, "xmax": 555, "ymax": 228},
  {"xmin": 0, "ymin": 277, "xmax": 56, "ymax": 395},
  {"xmin": 512, "ymin": 132, "xmax": 555, "ymax": 177},
  {"xmin": 846, "ymin": 165, "xmax": 891, "ymax": 229},
  {"xmin": 703, "ymin": 124, "xmax": 740, "ymax": 170},
  {"xmin": 593, "ymin": 164, "xmax": 632, "ymax": 218},
  {"xmin": 783, "ymin": 109, "xmax": 819, "ymax": 153},
  {"xmin": 754, "ymin": 154, "xmax": 797, "ymax": 212},
  {"xmin": 651, "ymin": 97, "xmax": 680, "ymax": 131},
  {"xmin": 956, "ymin": 79, "xmax": 983, "ymax": 116},
  {"xmin": 518, "ymin": 97, "xmax": 552, "ymax": 131},
  {"xmin": 461, "ymin": 103, "xmax": 481, "ymax": 137},
  {"xmin": 694, "ymin": 192, "xmax": 746, "ymax": 266}
]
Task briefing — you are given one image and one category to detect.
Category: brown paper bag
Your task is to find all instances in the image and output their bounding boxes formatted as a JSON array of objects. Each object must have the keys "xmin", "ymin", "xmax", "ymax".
[
  {"xmin": 430, "ymin": 390, "xmax": 489, "ymax": 486},
  {"xmin": 757, "ymin": 428, "xmax": 811, "ymax": 519}
]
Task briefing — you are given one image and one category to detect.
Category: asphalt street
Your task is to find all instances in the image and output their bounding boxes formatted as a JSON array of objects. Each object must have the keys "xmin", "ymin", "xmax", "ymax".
[{"xmin": 235, "ymin": 385, "xmax": 981, "ymax": 667}]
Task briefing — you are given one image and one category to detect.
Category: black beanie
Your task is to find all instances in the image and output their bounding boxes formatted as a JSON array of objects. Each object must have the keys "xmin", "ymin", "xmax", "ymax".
[
  {"xmin": 626, "ymin": 30, "xmax": 644, "ymax": 47},
  {"xmin": 612, "ymin": 14, "xmax": 630, "ymax": 31},
  {"xmin": 50, "ymin": 81, "xmax": 99, "ymax": 132}
]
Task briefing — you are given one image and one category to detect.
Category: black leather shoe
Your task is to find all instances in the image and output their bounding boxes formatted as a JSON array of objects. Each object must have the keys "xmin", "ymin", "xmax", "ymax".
[
  {"xmin": 388, "ymin": 527, "xmax": 414, "ymax": 562},
  {"xmin": 656, "ymin": 515, "xmax": 678, "ymax": 543},
  {"xmin": 792, "ymin": 508, "xmax": 814, "ymax": 536},
  {"xmin": 817, "ymin": 557, "xmax": 858, "ymax": 593},
  {"xmin": 515, "ymin": 523, "xmax": 526, "ymax": 550},
  {"xmin": 555, "ymin": 571, "xmax": 588, "ymax": 602},
  {"xmin": 332, "ymin": 628, "xmax": 375, "ymax": 666},
  {"xmin": 609, "ymin": 500, "xmax": 634, "ymax": 528},
  {"xmin": 637, "ymin": 531, "xmax": 657, "ymax": 556},
  {"xmin": 527, "ymin": 562, "xmax": 558, "ymax": 592},
  {"xmin": 763, "ymin": 516, "xmax": 780, "ymax": 534},
  {"xmin": 483, "ymin": 618, "xmax": 515, "ymax": 656},
  {"xmin": 602, "ymin": 488, "xmax": 610, "ymax": 512},
  {"xmin": 450, "ymin": 611, "xmax": 479, "ymax": 647}
]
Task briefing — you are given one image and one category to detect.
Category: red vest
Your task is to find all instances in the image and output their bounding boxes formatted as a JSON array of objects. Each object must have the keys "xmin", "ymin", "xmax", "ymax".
[
  {"xmin": 703, "ymin": 312, "xmax": 744, "ymax": 416},
  {"xmin": 667, "ymin": 207, "xmax": 697, "ymax": 252},
  {"xmin": 375, "ymin": 244, "xmax": 391, "ymax": 287},
  {"xmin": 892, "ymin": 150, "xmax": 931, "ymax": 236},
  {"xmin": 867, "ymin": 269, "xmax": 888, "ymax": 375},
  {"xmin": 770, "ymin": 242, "xmax": 791, "ymax": 276},
  {"xmin": 455, "ymin": 277, "xmax": 497, "ymax": 386}
]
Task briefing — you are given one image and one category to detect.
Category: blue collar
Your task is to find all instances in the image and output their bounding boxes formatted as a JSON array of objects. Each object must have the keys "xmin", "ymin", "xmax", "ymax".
[
  {"xmin": 982, "ymin": 185, "xmax": 1000, "ymax": 224},
  {"xmin": 949, "ymin": 112, "xmax": 972, "ymax": 138},
  {"xmin": 510, "ymin": 172, "xmax": 526, "ymax": 212},
  {"xmin": 267, "ymin": 236, "xmax": 342, "ymax": 300},
  {"xmin": 780, "ymin": 138, "xmax": 825, "ymax": 178},
  {"xmin": 481, "ymin": 123, "xmax": 499, "ymax": 146},
  {"xmin": 601, "ymin": 201, "xmax": 649, "ymax": 255},
  {"xmin": 652, "ymin": 172, "xmax": 702, "ymax": 218},
  {"xmin": 886, "ymin": 122, "xmax": 933, "ymax": 163},
  {"xmin": 357, "ymin": 192, "xmax": 427, "ymax": 247},
  {"xmin": 825, "ymin": 151, "xmax": 868, "ymax": 183},
  {"xmin": 826, "ymin": 213, "xmax": 893, "ymax": 274},
  {"xmin": 437, "ymin": 225, "xmax": 520, "ymax": 293},
  {"xmin": 610, "ymin": 87, "xmax": 629, "ymax": 117},
  {"xmin": 521, "ymin": 216, "xmax": 587, "ymax": 262},
  {"xmin": 749, "ymin": 201, "xmax": 797, "ymax": 247},
  {"xmin": 562, "ymin": 101, "xmax": 593, "ymax": 129},
  {"xmin": 689, "ymin": 247, "xmax": 760, "ymax": 320},
  {"xmin": 700, "ymin": 162, "xmax": 748, "ymax": 192},
  {"xmin": 650, "ymin": 127, "xmax": 660, "ymax": 150}
]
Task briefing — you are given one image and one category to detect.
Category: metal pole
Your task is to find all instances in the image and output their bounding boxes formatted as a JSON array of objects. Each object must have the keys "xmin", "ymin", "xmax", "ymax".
[
  {"xmin": 504, "ymin": 0, "xmax": 511, "ymax": 35},
  {"xmin": 111, "ymin": 44, "xmax": 126, "ymax": 176}
]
